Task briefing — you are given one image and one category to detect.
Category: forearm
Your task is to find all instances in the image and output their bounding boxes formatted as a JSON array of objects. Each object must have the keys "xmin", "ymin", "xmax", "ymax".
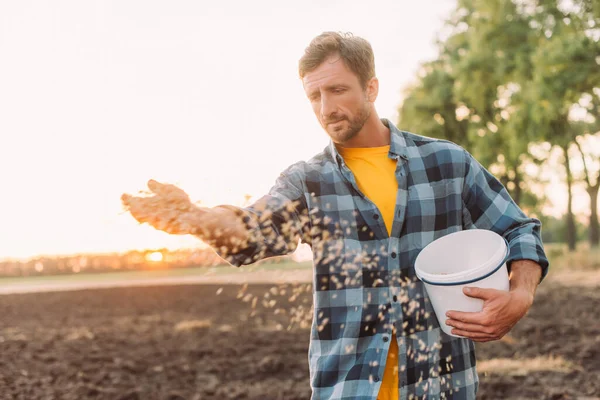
[
  {"xmin": 197, "ymin": 166, "xmax": 308, "ymax": 267},
  {"xmin": 462, "ymin": 150, "xmax": 550, "ymax": 280},
  {"xmin": 508, "ymin": 259, "xmax": 542, "ymax": 299},
  {"xmin": 447, "ymin": 259, "xmax": 543, "ymax": 341},
  {"xmin": 193, "ymin": 206, "xmax": 251, "ymax": 254}
]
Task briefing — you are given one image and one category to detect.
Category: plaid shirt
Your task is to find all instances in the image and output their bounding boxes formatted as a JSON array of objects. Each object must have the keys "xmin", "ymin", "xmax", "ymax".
[{"xmin": 218, "ymin": 119, "xmax": 549, "ymax": 399}]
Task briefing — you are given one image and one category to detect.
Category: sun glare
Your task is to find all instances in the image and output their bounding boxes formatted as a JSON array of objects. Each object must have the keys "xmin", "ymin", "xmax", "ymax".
[{"xmin": 146, "ymin": 252, "xmax": 164, "ymax": 262}]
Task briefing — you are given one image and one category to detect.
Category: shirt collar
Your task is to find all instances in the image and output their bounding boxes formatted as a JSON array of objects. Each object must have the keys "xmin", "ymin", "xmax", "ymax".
[{"xmin": 328, "ymin": 118, "xmax": 409, "ymax": 167}]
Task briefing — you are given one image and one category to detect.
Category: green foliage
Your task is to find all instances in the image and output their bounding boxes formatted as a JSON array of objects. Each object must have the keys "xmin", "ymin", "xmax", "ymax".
[
  {"xmin": 398, "ymin": 0, "xmax": 600, "ymax": 244},
  {"xmin": 539, "ymin": 214, "xmax": 588, "ymax": 243},
  {"xmin": 399, "ymin": 61, "xmax": 470, "ymax": 148}
]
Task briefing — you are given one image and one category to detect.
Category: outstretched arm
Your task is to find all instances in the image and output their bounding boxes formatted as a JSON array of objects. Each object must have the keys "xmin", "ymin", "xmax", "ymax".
[
  {"xmin": 121, "ymin": 163, "xmax": 309, "ymax": 266},
  {"xmin": 209, "ymin": 163, "xmax": 310, "ymax": 266},
  {"xmin": 121, "ymin": 179, "xmax": 251, "ymax": 251}
]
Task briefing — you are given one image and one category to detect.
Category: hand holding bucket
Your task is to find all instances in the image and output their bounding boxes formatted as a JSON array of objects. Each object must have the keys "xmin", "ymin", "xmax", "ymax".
[{"xmin": 414, "ymin": 229, "xmax": 510, "ymax": 337}]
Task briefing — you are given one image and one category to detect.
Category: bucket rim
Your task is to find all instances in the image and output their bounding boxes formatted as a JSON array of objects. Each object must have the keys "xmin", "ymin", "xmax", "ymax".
[{"xmin": 417, "ymin": 237, "xmax": 509, "ymax": 286}]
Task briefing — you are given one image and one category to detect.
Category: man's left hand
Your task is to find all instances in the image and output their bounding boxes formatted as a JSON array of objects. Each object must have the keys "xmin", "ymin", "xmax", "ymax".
[{"xmin": 444, "ymin": 287, "xmax": 534, "ymax": 342}]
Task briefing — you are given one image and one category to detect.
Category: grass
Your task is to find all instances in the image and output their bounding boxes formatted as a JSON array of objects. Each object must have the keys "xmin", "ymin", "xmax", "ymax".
[
  {"xmin": 544, "ymin": 243, "xmax": 600, "ymax": 271},
  {"xmin": 478, "ymin": 355, "xmax": 577, "ymax": 376},
  {"xmin": 0, "ymin": 261, "xmax": 313, "ymax": 287},
  {"xmin": 2, "ymin": 243, "xmax": 597, "ymax": 292},
  {"xmin": 174, "ymin": 319, "xmax": 212, "ymax": 332}
]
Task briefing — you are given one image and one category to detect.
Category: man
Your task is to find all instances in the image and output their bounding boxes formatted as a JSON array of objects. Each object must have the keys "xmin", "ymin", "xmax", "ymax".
[{"xmin": 122, "ymin": 32, "xmax": 549, "ymax": 400}]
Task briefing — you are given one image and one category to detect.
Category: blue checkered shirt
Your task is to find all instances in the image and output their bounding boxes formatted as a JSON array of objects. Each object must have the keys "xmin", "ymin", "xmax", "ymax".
[{"xmin": 217, "ymin": 119, "xmax": 549, "ymax": 399}]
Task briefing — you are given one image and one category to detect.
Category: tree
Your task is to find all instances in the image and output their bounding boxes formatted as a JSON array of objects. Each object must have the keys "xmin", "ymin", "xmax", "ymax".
[
  {"xmin": 399, "ymin": 59, "xmax": 470, "ymax": 149},
  {"xmin": 399, "ymin": 0, "xmax": 600, "ymax": 249},
  {"xmin": 527, "ymin": 2, "xmax": 600, "ymax": 250},
  {"xmin": 399, "ymin": 0, "xmax": 544, "ymax": 206},
  {"xmin": 574, "ymin": 129, "xmax": 600, "ymax": 247}
]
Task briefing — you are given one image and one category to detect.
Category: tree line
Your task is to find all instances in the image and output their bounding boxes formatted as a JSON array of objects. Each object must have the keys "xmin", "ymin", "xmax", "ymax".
[{"xmin": 398, "ymin": 0, "xmax": 600, "ymax": 250}]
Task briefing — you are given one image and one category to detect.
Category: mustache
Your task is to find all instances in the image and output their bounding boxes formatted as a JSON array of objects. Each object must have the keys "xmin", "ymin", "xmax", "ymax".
[{"xmin": 324, "ymin": 115, "xmax": 348, "ymax": 125}]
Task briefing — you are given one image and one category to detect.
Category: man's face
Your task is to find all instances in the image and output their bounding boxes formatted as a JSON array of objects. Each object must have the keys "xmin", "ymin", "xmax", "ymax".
[{"xmin": 302, "ymin": 56, "xmax": 374, "ymax": 145}]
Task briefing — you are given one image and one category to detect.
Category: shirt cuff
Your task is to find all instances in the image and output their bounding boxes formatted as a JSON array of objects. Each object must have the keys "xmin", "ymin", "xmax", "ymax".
[
  {"xmin": 506, "ymin": 234, "xmax": 550, "ymax": 282},
  {"xmin": 210, "ymin": 205, "xmax": 265, "ymax": 267}
]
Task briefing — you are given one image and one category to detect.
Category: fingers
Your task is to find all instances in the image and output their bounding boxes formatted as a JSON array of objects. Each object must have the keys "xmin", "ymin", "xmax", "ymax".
[
  {"xmin": 122, "ymin": 181, "xmax": 197, "ymax": 235},
  {"xmin": 463, "ymin": 287, "xmax": 499, "ymax": 300},
  {"xmin": 121, "ymin": 193, "xmax": 132, "ymax": 208},
  {"xmin": 147, "ymin": 179, "xmax": 165, "ymax": 194},
  {"xmin": 446, "ymin": 317, "xmax": 497, "ymax": 341},
  {"xmin": 445, "ymin": 310, "xmax": 488, "ymax": 325},
  {"xmin": 450, "ymin": 329, "xmax": 495, "ymax": 342},
  {"xmin": 445, "ymin": 311, "xmax": 505, "ymax": 341},
  {"xmin": 450, "ymin": 323, "xmax": 506, "ymax": 342},
  {"xmin": 128, "ymin": 205, "xmax": 181, "ymax": 233},
  {"xmin": 147, "ymin": 179, "xmax": 189, "ymax": 202},
  {"xmin": 445, "ymin": 319, "xmax": 492, "ymax": 335},
  {"xmin": 125, "ymin": 196, "xmax": 155, "ymax": 224},
  {"xmin": 121, "ymin": 193, "xmax": 195, "ymax": 235}
]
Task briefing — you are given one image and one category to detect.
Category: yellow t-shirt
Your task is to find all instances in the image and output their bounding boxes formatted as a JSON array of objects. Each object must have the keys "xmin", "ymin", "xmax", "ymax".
[{"xmin": 337, "ymin": 144, "xmax": 399, "ymax": 400}]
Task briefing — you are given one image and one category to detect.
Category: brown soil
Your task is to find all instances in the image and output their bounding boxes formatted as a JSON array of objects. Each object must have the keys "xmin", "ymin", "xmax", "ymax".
[{"xmin": 0, "ymin": 280, "xmax": 598, "ymax": 400}]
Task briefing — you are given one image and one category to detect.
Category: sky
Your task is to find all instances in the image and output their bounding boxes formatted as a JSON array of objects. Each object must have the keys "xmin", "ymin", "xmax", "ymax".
[{"xmin": 0, "ymin": 0, "xmax": 586, "ymax": 261}]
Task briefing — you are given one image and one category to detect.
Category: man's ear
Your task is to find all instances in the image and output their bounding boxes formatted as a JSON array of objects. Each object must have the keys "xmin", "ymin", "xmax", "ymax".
[{"xmin": 366, "ymin": 77, "xmax": 379, "ymax": 103}]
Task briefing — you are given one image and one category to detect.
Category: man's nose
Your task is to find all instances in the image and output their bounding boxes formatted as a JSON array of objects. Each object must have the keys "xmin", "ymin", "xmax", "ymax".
[{"xmin": 320, "ymin": 94, "xmax": 337, "ymax": 120}]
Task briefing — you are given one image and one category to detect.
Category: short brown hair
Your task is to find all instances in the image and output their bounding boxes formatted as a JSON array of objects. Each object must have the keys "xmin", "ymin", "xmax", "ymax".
[{"xmin": 299, "ymin": 32, "xmax": 375, "ymax": 88}]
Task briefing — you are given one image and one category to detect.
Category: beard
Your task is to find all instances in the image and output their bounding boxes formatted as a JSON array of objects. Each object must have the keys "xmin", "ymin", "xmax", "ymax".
[{"xmin": 323, "ymin": 103, "xmax": 371, "ymax": 144}]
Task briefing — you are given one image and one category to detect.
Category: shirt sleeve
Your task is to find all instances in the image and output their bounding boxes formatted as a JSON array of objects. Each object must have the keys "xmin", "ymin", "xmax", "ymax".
[
  {"xmin": 213, "ymin": 162, "xmax": 309, "ymax": 267},
  {"xmin": 461, "ymin": 150, "xmax": 550, "ymax": 281}
]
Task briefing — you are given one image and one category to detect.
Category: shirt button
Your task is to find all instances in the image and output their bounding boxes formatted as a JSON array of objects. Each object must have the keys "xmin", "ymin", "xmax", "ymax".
[
  {"xmin": 373, "ymin": 213, "xmax": 379, "ymax": 220},
  {"xmin": 391, "ymin": 252, "xmax": 397, "ymax": 258},
  {"xmin": 393, "ymin": 295, "xmax": 398, "ymax": 302},
  {"xmin": 383, "ymin": 336, "xmax": 389, "ymax": 342}
]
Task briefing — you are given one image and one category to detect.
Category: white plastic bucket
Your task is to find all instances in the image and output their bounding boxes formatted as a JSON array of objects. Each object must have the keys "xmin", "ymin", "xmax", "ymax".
[{"xmin": 414, "ymin": 229, "xmax": 510, "ymax": 337}]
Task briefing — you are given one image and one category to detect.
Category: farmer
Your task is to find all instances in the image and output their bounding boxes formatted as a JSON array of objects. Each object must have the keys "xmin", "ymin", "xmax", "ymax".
[{"xmin": 122, "ymin": 32, "xmax": 549, "ymax": 400}]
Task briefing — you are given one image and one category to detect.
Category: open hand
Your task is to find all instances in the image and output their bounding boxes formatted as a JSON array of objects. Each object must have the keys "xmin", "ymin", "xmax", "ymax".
[
  {"xmin": 121, "ymin": 179, "xmax": 204, "ymax": 235},
  {"xmin": 445, "ymin": 287, "xmax": 534, "ymax": 342}
]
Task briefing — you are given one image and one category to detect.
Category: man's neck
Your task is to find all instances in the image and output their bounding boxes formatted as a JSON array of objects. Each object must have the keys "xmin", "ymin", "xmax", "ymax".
[{"xmin": 336, "ymin": 115, "xmax": 390, "ymax": 148}]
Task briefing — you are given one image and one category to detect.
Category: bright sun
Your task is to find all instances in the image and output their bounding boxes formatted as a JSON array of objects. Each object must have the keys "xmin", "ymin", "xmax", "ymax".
[{"xmin": 146, "ymin": 251, "xmax": 164, "ymax": 262}]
